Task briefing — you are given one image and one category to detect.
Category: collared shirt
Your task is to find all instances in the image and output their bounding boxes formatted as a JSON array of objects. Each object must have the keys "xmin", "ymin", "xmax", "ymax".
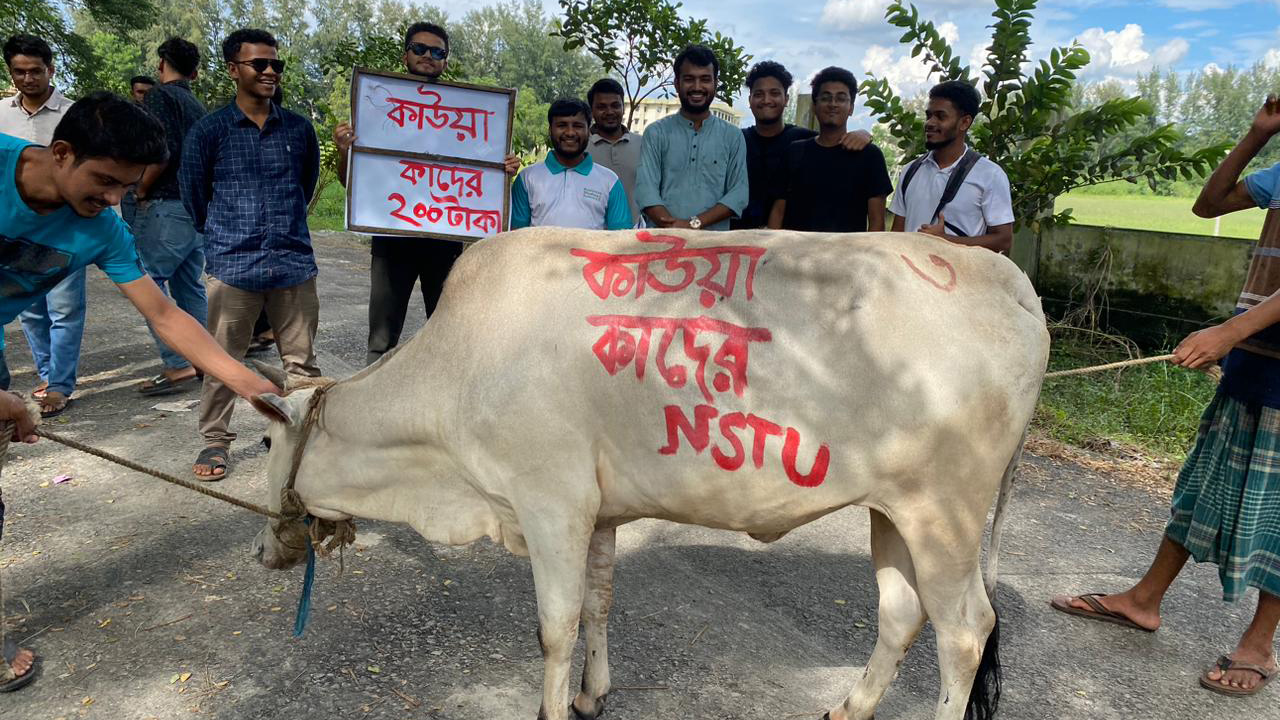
[
  {"xmin": 0, "ymin": 87, "xmax": 70, "ymax": 145},
  {"xmin": 140, "ymin": 79, "xmax": 206, "ymax": 200},
  {"xmin": 511, "ymin": 153, "xmax": 631, "ymax": 230},
  {"xmin": 634, "ymin": 113, "xmax": 748, "ymax": 231},
  {"xmin": 588, "ymin": 130, "xmax": 643, "ymax": 224},
  {"xmin": 889, "ymin": 144, "xmax": 1013, "ymax": 237},
  {"xmin": 180, "ymin": 101, "xmax": 320, "ymax": 291}
]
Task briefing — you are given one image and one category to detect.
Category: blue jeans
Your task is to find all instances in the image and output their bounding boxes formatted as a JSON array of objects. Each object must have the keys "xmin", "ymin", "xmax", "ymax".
[
  {"xmin": 19, "ymin": 268, "xmax": 87, "ymax": 396},
  {"xmin": 131, "ymin": 199, "xmax": 207, "ymax": 370}
]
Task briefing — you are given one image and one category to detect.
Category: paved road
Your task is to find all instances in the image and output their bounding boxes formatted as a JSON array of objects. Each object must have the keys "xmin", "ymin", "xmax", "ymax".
[{"xmin": 0, "ymin": 233, "xmax": 1273, "ymax": 720}]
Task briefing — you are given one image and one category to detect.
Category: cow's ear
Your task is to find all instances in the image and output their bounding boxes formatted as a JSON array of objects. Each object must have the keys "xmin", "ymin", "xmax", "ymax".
[{"xmin": 250, "ymin": 393, "xmax": 297, "ymax": 426}]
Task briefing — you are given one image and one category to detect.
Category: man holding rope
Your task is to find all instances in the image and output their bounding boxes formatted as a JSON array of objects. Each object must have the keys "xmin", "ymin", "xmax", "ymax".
[
  {"xmin": 1051, "ymin": 95, "xmax": 1280, "ymax": 697},
  {"xmin": 0, "ymin": 92, "xmax": 280, "ymax": 691}
]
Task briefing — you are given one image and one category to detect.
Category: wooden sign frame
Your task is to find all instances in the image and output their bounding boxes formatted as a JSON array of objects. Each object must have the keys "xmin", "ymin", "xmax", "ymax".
[{"xmin": 344, "ymin": 66, "xmax": 517, "ymax": 243}]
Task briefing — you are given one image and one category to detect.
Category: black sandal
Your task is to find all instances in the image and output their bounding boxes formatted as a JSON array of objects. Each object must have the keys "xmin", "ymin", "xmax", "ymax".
[
  {"xmin": 137, "ymin": 372, "xmax": 199, "ymax": 396},
  {"xmin": 0, "ymin": 637, "xmax": 37, "ymax": 692},
  {"xmin": 193, "ymin": 447, "xmax": 229, "ymax": 481}
]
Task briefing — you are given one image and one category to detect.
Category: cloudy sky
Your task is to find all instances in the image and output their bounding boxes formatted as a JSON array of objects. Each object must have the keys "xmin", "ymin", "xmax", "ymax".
[{"xmin": 496, "ymin": 0, "xmax": 1279, "ymax": 122}]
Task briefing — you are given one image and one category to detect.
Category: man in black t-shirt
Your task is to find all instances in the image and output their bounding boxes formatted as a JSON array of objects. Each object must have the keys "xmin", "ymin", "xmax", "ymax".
[
  {"xmin": 769, "ymin": 66, "xmax": 892, "ymax": 232},
  {"xmin": 732, "ymin": 61, "xmax": 870, "ymax": 230}
]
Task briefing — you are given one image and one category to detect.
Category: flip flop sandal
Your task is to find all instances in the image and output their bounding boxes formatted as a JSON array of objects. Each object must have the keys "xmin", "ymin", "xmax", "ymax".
[
  {"xmin": 1199, "ymin": 655, "xmax": 1278, "ymax": 697},
  {"xmin": 37, "ymin": 392, "xmax": 71, "ymax": 419},
  {"xmin": 30, "ymin": 383, "xmax": 47, "ymax": 400},
  {"xmin": 193, "ymin": 447, "xmax": 229, "ymax": 481},
  {"xmin": 137, "ymin": 373, "xmax": 199, "ymax": 396},
  {"xmin": 1049, "ymin": 593, "xmax": 1155, "ymax": 632},
  {"xmin": 0, "ymin": 637, "xmax": 37, "ymax": 692}
]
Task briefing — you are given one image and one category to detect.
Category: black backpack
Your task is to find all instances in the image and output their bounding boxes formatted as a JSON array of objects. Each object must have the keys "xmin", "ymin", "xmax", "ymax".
[{"xmin": 899, "ymin": 148, "xmax": 981, "ymax": 237}]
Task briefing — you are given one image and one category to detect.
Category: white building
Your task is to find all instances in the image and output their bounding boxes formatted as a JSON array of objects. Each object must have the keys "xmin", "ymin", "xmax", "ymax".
[{"xmin": 627, "ymin": 97, "xmax": 743, "ymax": 133}]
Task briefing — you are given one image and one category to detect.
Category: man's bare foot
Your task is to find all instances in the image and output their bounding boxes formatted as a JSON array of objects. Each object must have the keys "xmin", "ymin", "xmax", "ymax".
[
  {"xmin": 1061, "ymin": 592, "xmax": 1162, "ymax": 631},
  {"xmin": 1204, "ymin": 647, "xmax": 1278, "ymax": 691},
  {"xmin": 0, "ymin": 644, "xmax": 35, "ymax": 691},
  {"xmin": 162, "ymin": 367, "xmax": 198, "ymax": 383},
  {"xmin": 8, "ymin": 647, "xmax": 32, "ymax": 677},
  {"xmin": 30, "ymin": 382, "xmax": 47, "ymax": 399}
]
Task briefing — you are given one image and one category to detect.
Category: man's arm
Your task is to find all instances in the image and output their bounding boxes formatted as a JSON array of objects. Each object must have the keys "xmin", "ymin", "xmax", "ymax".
[
  {"xmin": 710, "ymin": 130, "xmax": 750, "ymax": 224},
  {"xmin": 179, "ymin": 125, "xmax": 212, "ymax": 232},
  {"xmin": 867, "ymin": 196, "xmax": 887, "ymax": 232},
  {"xmin": 635, "ymin": 127, "xmax": 669, "ymax": 226},
  {"xmin": 838, "ymin": 129, "xmax": 872, "ymax": 151},
  {"xmin": 1173, "ymin": 288, "xmax": 1280, "ymax": 369},
  {"xmin": 604, "ymin": 179, "xmax": 632, "ymax": 230},
  {"xmin": 1193, "ymin": 95, "xmax": 1280, "ymax": 218},
  {"xmin": 510, "ymin": 173, "xmax": 531, "ymax": 229},
  {"xmin": 137, "ymin": 90, "xmax": 177, "ymax": 199},
  {"xmin": 117, "ymin": 277, "xmax": 279, "ymax": 398},
  {"xmin": 333, "ymin": 123, "xmax": 354, "ymax": 188},
  {"xmin": 0, "ymin": 392, "xmax": 37, "ymax": 443},
  {"xmin": 919, "ymin": 214, "xmax": 1013, "ymax": 252},
  {"xmin": 890, "ymin": 213, "xmax": 905, "ymax": 232},
  {"xmin": 766, "ymin": 199, "xmax": 785, "ymax": 229}
]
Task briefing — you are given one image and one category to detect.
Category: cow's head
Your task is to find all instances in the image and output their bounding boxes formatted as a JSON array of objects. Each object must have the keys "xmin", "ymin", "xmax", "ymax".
[{"xmin": 248, "ymin": 362, "xmax": 337, "ymax": 570}]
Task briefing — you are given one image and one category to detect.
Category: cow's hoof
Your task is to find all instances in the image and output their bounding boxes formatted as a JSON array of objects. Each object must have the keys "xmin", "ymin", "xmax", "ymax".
[{"xmin": 571, "ymin": 694, "xmax": 607, "ymax": 719}]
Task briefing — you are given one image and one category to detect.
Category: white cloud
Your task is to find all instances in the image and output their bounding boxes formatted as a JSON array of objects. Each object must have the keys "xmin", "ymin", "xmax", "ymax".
[
  {"xmin": 1265, "ymin": 49, "xmax": 1280, "ymax": 70},
  {"xmin": 1158, "ymin": 0, "xmax": 1235, "ymax": 8},
  {"xmin": 1073, "ymin": 24, "xmax": 1188, "ymax": 82},
  {"xmin": 860, "ymin": 43, "xmax": 938, "ymax": 97},
  {"xmin": 820, "ymin": 0, "xmax": 885, "ymax": 30}
]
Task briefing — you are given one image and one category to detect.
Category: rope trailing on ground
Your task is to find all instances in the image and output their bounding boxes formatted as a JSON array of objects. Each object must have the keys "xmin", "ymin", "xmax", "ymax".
[
  {"xmin": 1044, "ymin": 353, "xmax": 1222, "ymax": 381},
  {"xmin": 34, "ymin": 427, "xmax": 282, "ymax": 520}
]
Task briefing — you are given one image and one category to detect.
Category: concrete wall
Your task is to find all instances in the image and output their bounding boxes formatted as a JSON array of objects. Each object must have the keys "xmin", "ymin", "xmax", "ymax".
[{"xmin": 1016, "ymin": 223, "xmax": 1255, "ymax": 342}]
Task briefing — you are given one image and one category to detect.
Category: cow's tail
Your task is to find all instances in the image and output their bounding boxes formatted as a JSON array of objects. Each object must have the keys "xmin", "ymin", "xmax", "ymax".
[{"xmin": 965, "ymin": 426, "xmax": 1027, "ymax": 720}]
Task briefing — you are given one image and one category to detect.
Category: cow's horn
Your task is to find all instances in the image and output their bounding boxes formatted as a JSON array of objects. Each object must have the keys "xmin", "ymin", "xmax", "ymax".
[{"xmin": 249, "ymin": 359, "xmax": 291, "ymax": 392}]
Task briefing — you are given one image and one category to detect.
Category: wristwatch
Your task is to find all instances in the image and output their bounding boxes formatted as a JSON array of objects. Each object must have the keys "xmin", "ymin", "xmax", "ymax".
[{"xmin": 688, "ymin": 215, "xmax": 703, "ymax": 230}]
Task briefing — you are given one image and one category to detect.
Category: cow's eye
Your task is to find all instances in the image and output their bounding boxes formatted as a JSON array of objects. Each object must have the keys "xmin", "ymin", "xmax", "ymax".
[{"xmin": 261, "ymin": 436, "xmax": 272, "ymax": 450}]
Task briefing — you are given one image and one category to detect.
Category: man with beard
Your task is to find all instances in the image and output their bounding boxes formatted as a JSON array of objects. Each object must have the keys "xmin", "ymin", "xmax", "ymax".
[
  {"xmin": 181, "ymin": 28, "xmax": 323, "ymax": 480},
  {"xmin": 587, "ymin": 78, "xmax": 641, "ymax": 226},
  {"xmin": 635, "ymin": 44, "xmax": 747, "ymax": 231},
  {"xmin": 331, "ymin": 22, "xmax": 521, "ymax": 367},
  {"xmin": 889, "ymin": 80, "xmax": 1013, "ymax": 252},
  {"xmin": 0, "ymin": 34, "xmax": 85, "ymax": 417},
  {"xmin": 511, "ymin": 98, "xmax": 631, "ymax": 230},
  {"xmin": 767, "ymin": 66, "xmax": 891, "ymax": 232},
  {"xmin": 733, "ymin": 60, "xmax": 872, "ymax": 230}
]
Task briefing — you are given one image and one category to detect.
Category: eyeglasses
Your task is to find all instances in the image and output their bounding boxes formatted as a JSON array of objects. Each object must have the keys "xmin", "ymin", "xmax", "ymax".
[
  {"xmin": 406, "ymin": 42, "xmax": 447, "ymax": 60},
  {"xmin": 231, "ymin": 58, "xmax": 286, "ymax": 74},
  {"xmin": 8, "ymin": 68, "xmax": 48, "ymax": 79}
]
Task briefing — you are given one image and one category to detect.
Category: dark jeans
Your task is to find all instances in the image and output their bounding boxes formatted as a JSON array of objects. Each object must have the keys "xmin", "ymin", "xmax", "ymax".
[{"xmin": 366, "ymin": 237, "xmax": 464, "ymax": 366}]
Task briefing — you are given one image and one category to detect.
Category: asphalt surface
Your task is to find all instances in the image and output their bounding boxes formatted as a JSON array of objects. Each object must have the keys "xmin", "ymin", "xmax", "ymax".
[{"xmin": 0, "ymin": 232, "xmax": 1274, "ymax": 720}]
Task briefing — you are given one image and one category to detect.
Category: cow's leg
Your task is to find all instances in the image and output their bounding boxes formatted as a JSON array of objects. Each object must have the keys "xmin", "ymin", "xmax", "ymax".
[
  {"xmin": 908, "ymin": 526, "xmax": 996, "ymax": 720},
  {"xmin": 527, "ymin": 521, "xmax": 593, "ymax": 720},
  {"xmin": 573, "ymin": 527, "xmax": 616, "ymax": 719},
  {"xmin": 829, "ymin": 510, "xmax": 926, "ymax": 720}
]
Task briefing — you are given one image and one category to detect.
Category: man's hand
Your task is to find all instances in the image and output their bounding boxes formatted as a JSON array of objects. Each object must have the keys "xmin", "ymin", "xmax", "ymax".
[
  {"xmin": 1250, "ymin": 95, "xmax": 1280, "ymax": 140},
  {"xmin": 238, "ymin": 373, "xmax": 284, "ymax": 400},
  {"xmin": 1172, "ymin": 325, "xmax": 1242, "ymax": 370},
  {"xmin": 504, "ymin": 153, "xmax": 522, "ymax": 176},
  {"xmin": 839, "ymin": 129, "xmax": 872, "ymax": 152},
  {"xmin": 918, "ymin": 212, "xmax": 948, "ymax": 238},
  {"xmin": 333, "ymin": 123, "xmax": 356, "ymax": 152},
  {"xmin": 0, "ymin": 392, "xmax": 37, "ymax": 444}
]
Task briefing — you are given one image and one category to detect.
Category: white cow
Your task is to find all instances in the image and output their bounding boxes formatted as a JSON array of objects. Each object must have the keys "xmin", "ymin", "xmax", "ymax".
[{"xmin": 251, "ymin": 228, "xmax": 1048, "ymax": 720}]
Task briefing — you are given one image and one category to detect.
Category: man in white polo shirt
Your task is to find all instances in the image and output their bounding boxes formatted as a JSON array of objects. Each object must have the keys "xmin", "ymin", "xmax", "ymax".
[
  {"xmin": 512, "ymin": 98, "xmax": 632, "ymax": 231},
  {"xmin": 890, "ymin": 80, "xmax": 1014, "ymax": 253}
]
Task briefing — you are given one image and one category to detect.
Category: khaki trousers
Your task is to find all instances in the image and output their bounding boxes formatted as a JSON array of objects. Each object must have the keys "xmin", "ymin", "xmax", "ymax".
[{"xmin": 198, "ymin": 277, "xmax": 321, "ymax": 447}]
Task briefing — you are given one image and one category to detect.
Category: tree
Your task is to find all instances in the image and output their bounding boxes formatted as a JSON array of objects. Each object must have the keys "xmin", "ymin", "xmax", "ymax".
[
  {"xmin": 553, "ymin": 0, "xmax": 751, "ymax": 127},
  {"xmin": 3, "ymin": 0, "xmax": 156, "ymax": 94},
  {"xmin": 453, "ymin": 0, "xmax": 596, "ymax": 105},
  {"xmin": 861, "ymin": 0, "xmax": 1230, "ymax": 231}
]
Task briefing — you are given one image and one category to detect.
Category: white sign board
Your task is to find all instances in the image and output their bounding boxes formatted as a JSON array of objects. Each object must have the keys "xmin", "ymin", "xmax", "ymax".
[{"xmin": 345, "ymin": 67, "xmax": 515, "ymax": 241}]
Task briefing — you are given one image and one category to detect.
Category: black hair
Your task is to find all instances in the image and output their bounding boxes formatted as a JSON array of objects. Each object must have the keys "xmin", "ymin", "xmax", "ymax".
[
  {"xmin": 3, "ymin": 34, "xmax": 53, "ymax": 68},
  {"xmin": 130, "ymin": 75, "xmax": 155, "ymax": 87},
  {"xmin": 673, "ymin": 44, "xmax": 718, "ymax": 79},
  {"xmin": 157, "ymin": 37, "xmax": 200, "ymax": 78},
  {"xmin": 744, "ymin": 60, "xmax": 792, "ymax": 92},
  {"xmin": 929, "ymin": 79, "xmax": 981, "ymax": 119},
  {"xmin": 51, "ymin": 91, "xmax": 168, "ymax": 165},
  {"xmin": 587, "ymin": 78, "xmax": 624, "ymax": 106},
  {"xmin": 405, "ymin": 22, "xmax": 449, "ymax": 52},
  {"xmin": 810, "ymin": 66, "xmax": 857, "ymax": 98},
  {"xmin": 548, "ymin": 98, "xmax": 590, "ymax": 124},
  {"xmin": 222, "ymin": 28, "xmax": 277, "ymax": 64}
]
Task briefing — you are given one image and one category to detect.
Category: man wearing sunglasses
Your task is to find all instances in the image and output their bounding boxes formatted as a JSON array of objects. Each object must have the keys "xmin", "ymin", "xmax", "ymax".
[
  {"xmin": 180, "ymin": 28, "xmax": 323, "ymax": 480},
  {"xmin": 332, "ymin": 22, "xmax": 522, "ymax": 366}
]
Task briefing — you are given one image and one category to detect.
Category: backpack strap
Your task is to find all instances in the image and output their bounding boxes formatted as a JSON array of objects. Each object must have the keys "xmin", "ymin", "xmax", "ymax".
[
  {"xmin": 930, "ymin": 148, "xmax": 982, "ymax": 236},
  {"xmin": 898, "ymin": 154, "xmax": 928, "ymax": 204}
]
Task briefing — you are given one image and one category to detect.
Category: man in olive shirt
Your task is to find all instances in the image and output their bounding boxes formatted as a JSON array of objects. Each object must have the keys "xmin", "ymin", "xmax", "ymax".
[
  {"xmin": 587, "ymin": 78, "xmax": 641, "ymax": 226},
  {"xmin": 635, "ymin": 45, "xmax": 747, "ymax": 231}
]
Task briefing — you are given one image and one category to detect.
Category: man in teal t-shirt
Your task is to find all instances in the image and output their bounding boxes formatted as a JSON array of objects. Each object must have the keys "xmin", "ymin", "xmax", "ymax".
[{"xmin": 0, "ymin": 92, "xmax": 279, "ymax": 692}]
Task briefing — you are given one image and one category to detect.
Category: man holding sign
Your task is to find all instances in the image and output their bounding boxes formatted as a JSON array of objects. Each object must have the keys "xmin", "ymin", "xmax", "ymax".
[{"xmin": 333, "ymin": 21, "xmax": 521, "ymax": 366}]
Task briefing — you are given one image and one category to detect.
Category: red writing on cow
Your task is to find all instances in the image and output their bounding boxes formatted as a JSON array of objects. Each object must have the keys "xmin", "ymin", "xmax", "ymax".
[
  {"xmin": 659, "ymin": 404, "xmax": 831, "ymax": 488},
  {"xmin": 587, "ymin": 314, "xmax": 771, "ymax": 403},
  {"xmin": 571, "ymin": 231, "xmax": 765, "ymax": 309},
  {"xmin": 900, "ymin": 253, "xmax": 957, "ymax": 292}
]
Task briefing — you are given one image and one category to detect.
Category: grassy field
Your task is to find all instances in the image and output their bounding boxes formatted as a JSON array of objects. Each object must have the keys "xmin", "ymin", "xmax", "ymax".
[
  {"xmin": 309, "ymin": 177, "xmax": 347, "ymax": 231},
  {"xmin": 1054, "ymin": 190, "xmax": 1265, "ymax": 239}
]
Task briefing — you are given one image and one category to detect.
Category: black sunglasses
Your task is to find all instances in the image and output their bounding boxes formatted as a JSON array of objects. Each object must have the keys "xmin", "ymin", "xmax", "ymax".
[
  {"xmin": 406, "ymin": 42, "xmax": 447, "ymax": 60},
  {"xmin": 232, "ymin": 58, "xmax": 286, "ymax": 74}
]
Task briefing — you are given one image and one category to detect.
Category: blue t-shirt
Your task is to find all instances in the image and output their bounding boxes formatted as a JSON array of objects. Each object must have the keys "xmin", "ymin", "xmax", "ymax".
[
  {"xmin": 0, "ymin": 133, "xmax": 145, "ymax": 348},
  {"xmin": 1221, "ymin": 162, "xmax": 1280, "ymax": 408}
]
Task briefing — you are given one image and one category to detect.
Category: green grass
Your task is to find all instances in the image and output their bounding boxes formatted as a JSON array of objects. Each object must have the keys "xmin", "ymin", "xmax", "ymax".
[
  {"xmin": 308, "ymin": 179, "xmax": 347, "ymax": 231},
  {"xmin": 1054, "ymin": 190, "xmax": 1265, "ymax": 239},
  {"xmin": 1036, "ymin": 332, "xmax": 1218, "ymax": 461}
]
